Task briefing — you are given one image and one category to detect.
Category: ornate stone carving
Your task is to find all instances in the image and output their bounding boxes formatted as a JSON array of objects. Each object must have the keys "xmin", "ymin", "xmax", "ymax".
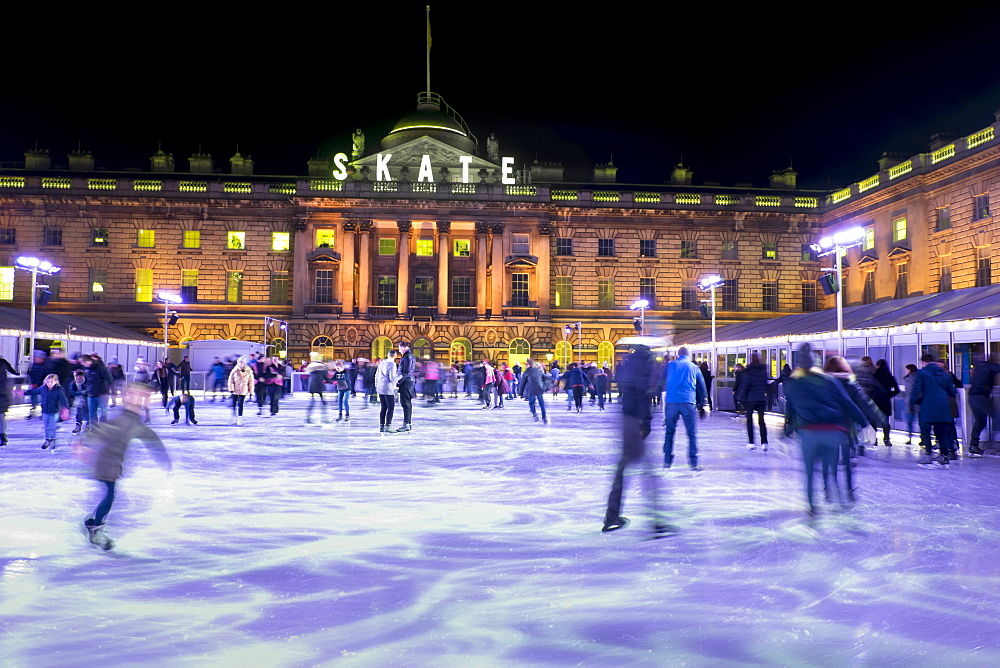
[
  {"xmin": 397, "ymin": 219, "xmax": 412, "ymax": 234},
  {"xmin": 489, "ymin": 222, "xmax": 506, "ymax": 234},
  {"xmin": 342, "ymin": 219, "xmax": 359, "ymax": 232},
  {"xmin": 436, "ymin": 220, "xmax": 451, "ymax": 234},
  {"xmin": 475, "ymin": 221, "xmax": 491, "ymax": 235},
  {"xmin": 537, "ymin": 219, "xmax": 552, "ymax": 236},
  {"xmin": 359, "ymin": 219, "xmax": 374, "ymax": 233}
]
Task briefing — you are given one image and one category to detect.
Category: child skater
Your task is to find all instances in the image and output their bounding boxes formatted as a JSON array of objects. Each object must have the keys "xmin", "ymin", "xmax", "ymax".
[
  {"xmin": 166, "ymin": 392, "xmax": 198, "ymax": 425},
  {"xmin": 81, "ymin": 383, "xmax": 171, "ymax": 550},
  {"xmin": 22, "ymin": 374, "xmax": 70, "ymax": 450},
  {"xmin": 69, "ymin": 369, "xmax": 90, "ymax": 434}
]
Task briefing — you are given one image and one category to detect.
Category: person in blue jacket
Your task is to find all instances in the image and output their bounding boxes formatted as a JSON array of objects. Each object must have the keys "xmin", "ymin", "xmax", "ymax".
[
  {"xmin": 661, "ymin": 347, "xmax": 708, "ymax": 471},
  {"xmin": 22, "ymin": 373, "xmax": 70, "ymax": 450}
]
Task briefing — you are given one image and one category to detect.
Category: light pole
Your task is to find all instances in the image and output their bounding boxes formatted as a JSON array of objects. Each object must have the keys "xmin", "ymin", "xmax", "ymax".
[
  {"xmin": 564, "ymin": 322, "xmax": 583, "ymax": 365},
  {"xmin": 15, "ymin": 256, "xmax": 61, "ymax": 372},
  {"xmin": 698, "ymin": 275, "xmax": 724, "ymax": 410},
  {"xmin": 629, "ymin": 299, "xmax": 649, "ymax": 336},
  {"xmin": 810, "ymin": 227, "xmax": 865, "ymax": 357},
  {"xmin": 265, "ymin": 317, "xmax": 289, "ymax": 359},
  {"xmin": 158, "ymin": 291, "xmax": 182, "ymax": 350}
]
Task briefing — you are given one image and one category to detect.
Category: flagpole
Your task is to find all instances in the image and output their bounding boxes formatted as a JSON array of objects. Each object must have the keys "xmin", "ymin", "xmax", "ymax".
[{"xmin": 426, "ymin": 5, "xmax": 431, "ymax": 94}]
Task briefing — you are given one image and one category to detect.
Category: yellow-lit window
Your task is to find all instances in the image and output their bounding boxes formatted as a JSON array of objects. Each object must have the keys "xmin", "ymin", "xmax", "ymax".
[
  {"xmin": 137, "ymin": 229, "xmax": 155, "ymax": 247},
  {"xmin": 379, "ymin": 238, "xmax": 396, "ymax": 255},
  {"xmin": 416, "ymin": 239, "xmax": 434, "ymax": 256},
  {"xmin": 227, "ymin": 231, "xmax": 246, "ymax": 250},
  {"xmin": 135, "ymin": 269, "xmax": 153, "ymax": 302},
  {"xmin": 315, "ymin": 228, "xmax": 335, "ymax": 248},
  {"xmin": 893, "ymin": 217, "xmax": 907, "ymax": 242},
  {"xmin": 864, "ymin": 228, "xmax": 874, "ymax": 250},
  {"xmin": 272, "ymin": 232, "xmax": 290, "ymax": 251},
  {"xmin": 453, "ymin": 239, "xmax": 471, "ymax": 257},
  {"xmin": 0, "ymin": 267, "xmax": 13, "ymax": 300},
  {"xmin": 183, "ymin": 230, "xmax": 200, "ymax": 248}
]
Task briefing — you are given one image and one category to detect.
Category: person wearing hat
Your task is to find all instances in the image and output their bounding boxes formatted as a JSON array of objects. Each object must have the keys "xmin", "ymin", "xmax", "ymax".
[{"xmin": 783, "ymin": 343, "xmax": 867, "ymax": 514}]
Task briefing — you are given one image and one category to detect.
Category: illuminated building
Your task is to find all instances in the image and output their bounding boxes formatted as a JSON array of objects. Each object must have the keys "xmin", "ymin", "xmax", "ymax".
[{"xmin": 0, "ymin": 95, "xmax": 996, "ymax": 368}]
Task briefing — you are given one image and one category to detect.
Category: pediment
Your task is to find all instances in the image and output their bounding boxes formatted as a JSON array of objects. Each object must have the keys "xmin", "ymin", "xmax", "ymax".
[
  {"xmin": 505, "ymin": 254, "xmax": 539, "ymax": 268},
  {"xmin": 352, "ymin": 136, "xmax": 499, "ymax": 172},
  {"xmin": 308, "ymin": 249, "xmax": 342, "ymax": 264}
]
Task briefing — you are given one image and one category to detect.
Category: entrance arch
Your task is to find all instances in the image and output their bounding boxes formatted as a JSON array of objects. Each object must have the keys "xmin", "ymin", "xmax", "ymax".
[
  {"xmin": 450, "ymin": 337, "xmax": 472, "ymax": 365},
  {"xmin": 508, "ymin": 337, "xmax": 530, "ymax": 368},
  {"xmin": 371, "ymin": 336, "xmax": 392, "ymax": 361}
]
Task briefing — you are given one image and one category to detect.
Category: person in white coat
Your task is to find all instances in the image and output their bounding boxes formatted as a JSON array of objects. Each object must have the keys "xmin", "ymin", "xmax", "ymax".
[{"xmin": 375, "ymin": 350, "xmax": 399, "ymax": 433}]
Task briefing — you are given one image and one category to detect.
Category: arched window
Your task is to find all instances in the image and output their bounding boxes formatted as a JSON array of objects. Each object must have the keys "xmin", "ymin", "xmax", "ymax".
[
  {"xmin": 412, "ymin": 337, "xmax": 432, "ymax": 360},
  {"xmin": 371, "ymin": 336, "xmax": 392, "ymax": 361},
  {"xmin": 449, "ymin": 337, "xmax": 472, "ymax": 365},
  {"xmin": 312, "ymin": 335, "xmax": 334, "ymax": 359},
  {"xmin": 555, "ymin": 340, "xmax": 572, "ymax": 368},
  {"xmin": 597, "ymin": 341, "xmax": 615, "ymax": 369},
  {"xmin": 508, "ymin": 338, "xmax": 530, "ymax": 368},
  {"xmin": 271, "ymin": 337, "xmax": 287, "ymax": 360}
]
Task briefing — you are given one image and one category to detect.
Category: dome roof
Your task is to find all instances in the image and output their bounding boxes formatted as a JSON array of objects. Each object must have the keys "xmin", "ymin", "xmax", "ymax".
[{"xmin": 381, "ymin": 95, "xmax": 477, "ymax": 154}]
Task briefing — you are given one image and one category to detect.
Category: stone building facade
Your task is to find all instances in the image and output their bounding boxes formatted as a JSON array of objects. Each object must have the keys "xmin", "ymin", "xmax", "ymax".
[{"xmin": 0, "ymin": 97, "xmax": 995, "ymax": 368}]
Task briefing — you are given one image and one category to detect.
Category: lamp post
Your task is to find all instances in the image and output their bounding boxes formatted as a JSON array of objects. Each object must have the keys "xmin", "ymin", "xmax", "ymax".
[
  {"xmin": 564, "ymin": 322, "xmax": 583, "ymax": 365},
  {"xmin": 697, "ymin": 275, "xmax": 724, "ymax": 410},
  {"xmin": 157, "ymin": 291, "xmax": 182, "ymax": 349},
  {"xmin": 15, "ymin": 256, "xmax": 61, "ymax": 372},
  {"xmin": 810, "ymin": 227, "xmax": 865, "ymax": 357},
  {"xmin": 265, "ymin": 317, "xmax": 289, "ymax": 359},
  {"xmin": 629, "ymin": 299, "xmax": 649, "ymax": 336}
]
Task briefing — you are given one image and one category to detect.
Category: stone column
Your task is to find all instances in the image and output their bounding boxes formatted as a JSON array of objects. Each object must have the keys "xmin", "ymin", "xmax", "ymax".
[
  {"xmin": 358, "ymin": 219, "xmax": 373, "ymax": 315},
  {"xmin": 436, "ymin": 219, "xmax": 451, "ymax": 317},
  {"xmin": 475, "ymin": 221, "xmax": 490, "ymax": 317},
  {"xmin": 292, "ymin": 214, "xmax": 308, "ymax": 317},
  {"xmin": 536, "ymin": 218, "xmax": 552, "ymax": 318},
  {"xmin": 340, "ymin": 219, "xmax": 357, "ymax": 315},
  {"xmin": 491, "ymin": 222, "xmax": 506, "ymax": 314},
  {"xmin": 397, "ymin": 219, "xmax": 411, "ymax": 317}
]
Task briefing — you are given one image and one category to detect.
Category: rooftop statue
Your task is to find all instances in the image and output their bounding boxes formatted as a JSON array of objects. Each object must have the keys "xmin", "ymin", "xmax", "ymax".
[
  {"xmin": 352, "ymin": 129, "xmax": 366, "ymax": 159},
  {"xmin": 486, "ymin": 133, "xmax": 500, "ymax": 164}
]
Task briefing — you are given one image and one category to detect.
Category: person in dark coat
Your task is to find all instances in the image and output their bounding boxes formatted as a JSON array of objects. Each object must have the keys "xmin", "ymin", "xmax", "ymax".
[
  {"xmin": 731, "ymin": 363, "xmax": 746, "ymax": 413},
  {"xmin": 783, "ymin": 344, "xmax": 867, "ymax": 515},
  {"xmin": 699, "ymin": 361, "xmax": 714, "ymax": 411},
  {"xmin": 26, "ymin": 351, "xmax": 50, "ymax": 419},
  {"xmin": 80, "ymin": 354, "xmax": 113, "ymax": 424},
  {"xmin": 824, "ymin": 356, "xmax": 886, "ymax": 500},
  {"xmin": 603, "ymin": 341, "xmax": 672, "ymax": 537},
  {"xmin": 0, "ymin": 356, "xmax": 17, "ymax": 446},
  {"xmin": 873, "ymin": 359, "xmax": 900, "ymax": 444},
  {"xmin": 166, "ymin": 392, "xmax": 198, "ymax": 425},
  {"xmin": 968, "ymin": 353, "xmax": 1000, "ymax": 456},
  {"xmin": 518, "ymin": 358, "xmax": 549, "ymax": 423},
  {"xmin": 909, "ymin": 354, "xmax": 958, "ymax": 468},
  {"xmin": 304, "ymin": 353, "xmax": 330, "ymax": 424},
  {"xmin": 736, "ymin": 354, "xmax": 771, "ymax": 450}
]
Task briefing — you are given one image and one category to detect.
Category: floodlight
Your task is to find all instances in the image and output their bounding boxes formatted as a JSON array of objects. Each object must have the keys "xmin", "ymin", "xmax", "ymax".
[{"xmin": 629, "ymin": 299, "xmax": 649, "ymax": 310}]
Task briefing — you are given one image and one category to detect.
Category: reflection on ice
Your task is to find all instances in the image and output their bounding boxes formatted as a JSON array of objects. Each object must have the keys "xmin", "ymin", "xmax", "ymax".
[{"xmin": 2, "ymin": 401, "xmax": 1000, "ymax": 664}]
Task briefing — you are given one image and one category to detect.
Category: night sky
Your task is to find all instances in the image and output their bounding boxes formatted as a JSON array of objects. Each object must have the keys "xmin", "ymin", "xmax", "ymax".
[{"xmin": 3, "ymin": 3, "xmax": 999, "ymax": 190}]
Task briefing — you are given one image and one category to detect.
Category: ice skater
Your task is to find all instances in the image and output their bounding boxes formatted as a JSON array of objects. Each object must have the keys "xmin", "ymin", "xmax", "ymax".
[
  {"xmin": 304, "ymin": 352, "xmax": 330, "ymax": 424},
  {"xmin": 661, "ymin": 347, "xmax": 708, "ymax": 471},
  {"xmin": 603, "ymin": 339, "xmax": 673, "ymax": 537},
  {"xmin": 228, "ymin": 356, "xmax": 255, "ymax": 426},
  {"xmin": 20, "ymin": 373, "xmax": 70, "ymax": 450},
  {"xmin": 81, "ymin": 383, "xmax": 171, "ymax": 550},
  {"xmin": 166, "ymin": 392, "xmax": 198, "ymax": 425}
]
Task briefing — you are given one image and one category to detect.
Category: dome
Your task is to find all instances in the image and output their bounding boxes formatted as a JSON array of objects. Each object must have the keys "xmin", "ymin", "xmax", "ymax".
[{"xmin": 381, "ymin": 95, "xmax": 478, "ymax": 154}]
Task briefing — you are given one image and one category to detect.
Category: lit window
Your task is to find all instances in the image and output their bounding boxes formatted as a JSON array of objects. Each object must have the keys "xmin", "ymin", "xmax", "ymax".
[
  {"xmin": 762, "ymin": 242, "xmax": 778, "ymax": 260},
  {"xmin": 864, "ymin": 227, "xmax": 875, "ymax": 250},
  {"xmin": 416, "ymin": 239, "xmax": 434, "ymax": 256},
  {"xmin": 315, "ymin": 229, "xmax": 336, "ymax": 248},
  {"xmin": 271, "ymin": 232, "xmax": 290, "ymax": 251},
  {"xmin": 379, "ymin": 238, "xmax": 397, "ymax": 255},
  {"xmin": 226, "ymin": 271, "xmax": 243, "ymax": 303},
  {"xmin": 135, "ymin": 269, "xmax": 153, "ymax": 302},
  {"xmin": 183, "ymin": 230, "xmax": 200, "ymax": 248},
  {"xmin": 227, "ymin": 231, "xmax": 246, "ymax": 250},
  {"xmin": 512, "ymin": 233, "xmax": 530, "ymax": 255},
  {"xmin": 0, "ymin": 267, "xmax": 13, "ymax": 300},
  {"xmin": 555, "ymin": 341, "xmax": 572, "ymax": 368},
  {"xmin": 90, "ymin": 269, "xmax": 106, "ymax": 302},
  {"xmin": 893, "ymin": 217, "xmax": 907, "ymax": 242},
  {"xmin": 801, "ymin": 244, "xmax": 817, "ymax": 261},
  {"xmin": 181, "ymin": 270, "xmax": 198, "ymax": 303},
  {"xmin": 597, "ymin": 341, "xmax": 614, "ymax": 369},
  {"xmin": 453, "ymin": 239, "xmax": 471, "ymax": 257},
  {"xmin": 91, "ymin": 228, "xmax": 108, "ymax": 247},
  {"xmin": 137, "ymin": 229, "xmax": 155, "ymax": 248},
  {"xmin": 555, "ymin": 277, "xmax": 573, "ymax": 308}
]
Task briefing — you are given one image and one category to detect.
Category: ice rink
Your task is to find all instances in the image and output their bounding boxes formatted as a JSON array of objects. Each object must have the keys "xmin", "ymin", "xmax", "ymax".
[{"xmin": 3, "ymin": 392, "xmax": 1000, "ymax": 666}]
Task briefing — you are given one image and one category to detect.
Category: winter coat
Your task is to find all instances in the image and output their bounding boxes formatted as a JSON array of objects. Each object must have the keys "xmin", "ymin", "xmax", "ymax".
[
  {"xmin": 305, "ymin": 362, "xmax": 330, "ymax": 393},
  {"xmin": 87, "ymin": 409, "xmax": 169, "ymax": 482},
  {"xmin": 662, "ymin": 355, "xmax": 707, "ymax": 405},
  {"xmin": 228, "ymin": 364, "xmax": 255, "ymax": 396},
  {"xmin": 85, "ymin": 360, "xmax": 113, "ymax": 397},
  {"xmin": 969, "ymin": 360, "xmax": 1000, "ymax": 397},
  {"xmin": 564, "ymin": 366, "xmax": 591, "ymax": 388},
  {"xmin": 783, "ymin": 368, "xmax": 866, "ymax": 433},
  {"xmin": 854, "ymin": 362, "xmax": 888, "ymax": 414},
  {"xmin": 872, "ymin": 365, "xmax": 899, "ymax": 417},
  {"xmin": 375, "ymin": 358, "xmax": 399, "ymax": 395},
  {"xmin": 24, "ymin": 383, "xmax": 70, "ymax": 415},
  {"xmin": 331, "ymin": 370, "xmax": 351, "ymax": 391},
  {"xmin": 519, "ymin": 366, "xmax": 547, "ymax": 397},
  {"xmin": 827, "ymin": 371, "xmax": 887, "ymax": 429},
  {"xmin": 736, "ymin": 363, "xmax": 770, "ymax": 404},
  {"xmin": 0, "ymin": 357, "xmax": 15, "ymax": 413},
  {"xmin": 909, "ymin": 364, "xmax": 957, "ymax": 424},
  {"xmin": 398, "ymin": 351, "xmax": 416, "ymax": 383}
]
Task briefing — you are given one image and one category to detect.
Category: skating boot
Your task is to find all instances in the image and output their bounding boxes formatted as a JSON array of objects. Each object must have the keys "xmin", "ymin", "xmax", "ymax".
[
  {"xmin": 336, "ymin": 412, "xmax": 343, "ymax": 422},
  {"xmin": 41, "ymin": 438, "xmax": 52, "ymax": 450},
  {"xmin": 236, "ymin": 416, "xmax": 243, "ymax": 426},
  {"xmin": 0, "ymin": 433, "xmax": 7, "ymax": 446},
  {"xmin": 396, "ymin": 423, "xmax": 412, "ymax": 433},
  {"xmin": 72, "ymin": 422, "xmax": 83, "ymax": 434},
  {"xmin": 85, "ymin": 523, "xmax": 114, "ymax": 551}
]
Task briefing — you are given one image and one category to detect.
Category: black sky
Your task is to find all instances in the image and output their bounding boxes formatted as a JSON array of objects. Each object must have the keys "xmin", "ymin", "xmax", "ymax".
[{"xmin": 3, "ymin": 3, "xmax": 999, "ymax": 189}]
